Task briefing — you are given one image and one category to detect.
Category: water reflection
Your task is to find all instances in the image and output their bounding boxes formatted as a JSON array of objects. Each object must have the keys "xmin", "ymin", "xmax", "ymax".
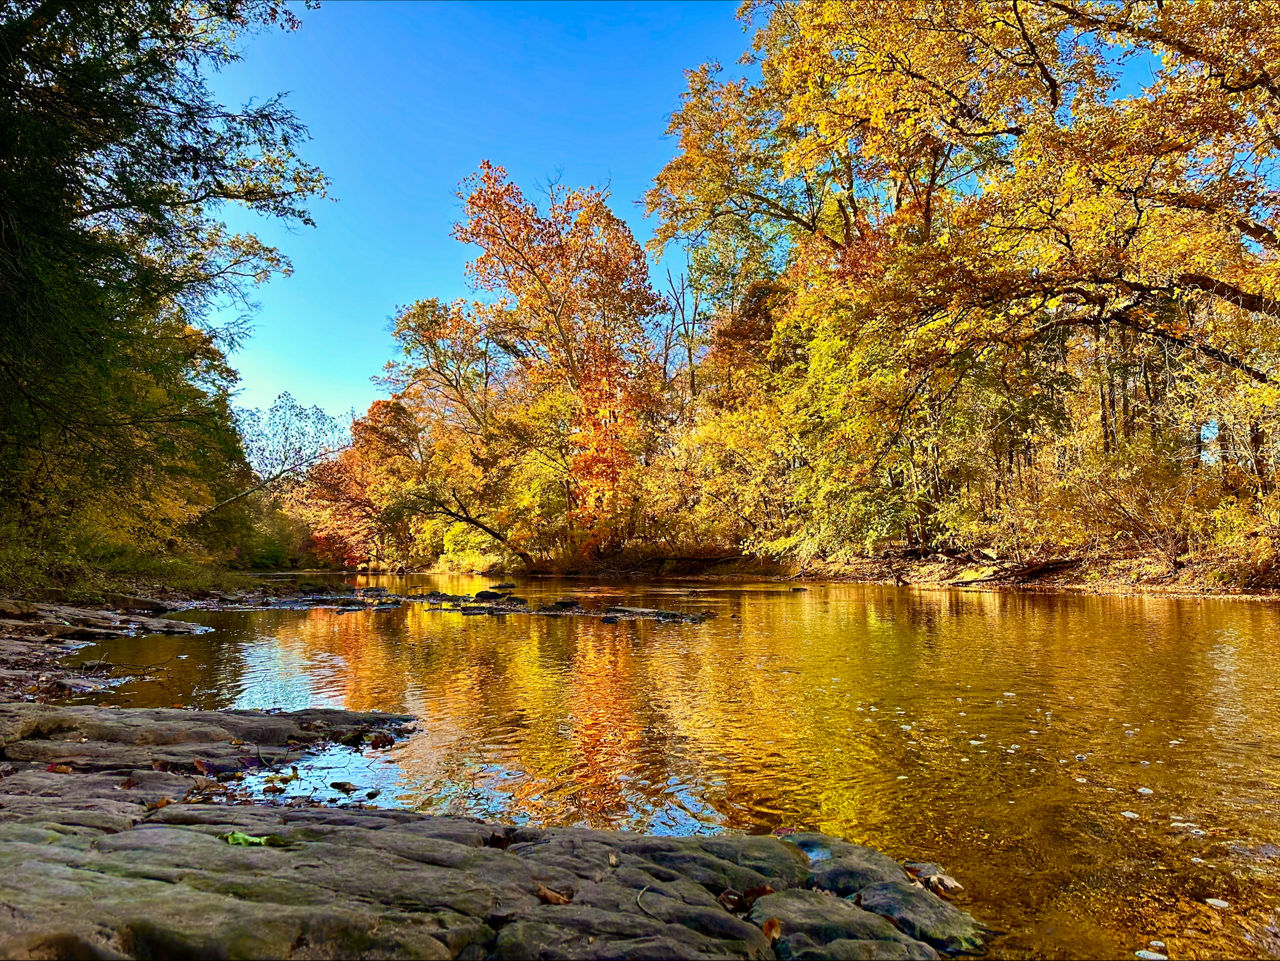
[{"xmin": 67, "ymin": 577, "xmax": 1280, "ymax": 959}]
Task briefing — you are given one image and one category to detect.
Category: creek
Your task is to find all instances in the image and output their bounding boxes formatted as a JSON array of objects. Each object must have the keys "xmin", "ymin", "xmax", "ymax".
[{"xmin": 66, "ymin": 574, "xmax": 1280, "ymax": 959}]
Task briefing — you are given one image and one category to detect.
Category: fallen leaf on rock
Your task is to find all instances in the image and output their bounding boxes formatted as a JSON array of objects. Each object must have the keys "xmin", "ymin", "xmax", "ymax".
[
  {"xmin": 608, "ymin": 852, "xmax": 619, "ymax": 867},
  {"xmin": 740, "ymin": 885, "xmax": 774, "ymax": 912},
  {"xmin": 219, "ymin": 831, "xmax": 289, "ymax": 847},
  {"xmin": 117, "ymin": 777, "xmax": 139, "ymax": 790},
  {"xmin": 761, "ymin": 918, "xmax": 783, "ymax": 943},
  {"xmin": 151, "ymin": 759, "xmax": 170, "ymax": 772},
  {"xmin": 45, "ymin": 763, "xmax": 73, "ymax": 774},
  {"xmin": 262, "ymin": 783, "xmax": 286, "ymax": 794},
  {"xmin": 536, "ymin": 883, "xmax": 573, "ymax": 905},
  {"xmin": 145, "ymin": 798, "xmax": 173, "ymax": 811}
]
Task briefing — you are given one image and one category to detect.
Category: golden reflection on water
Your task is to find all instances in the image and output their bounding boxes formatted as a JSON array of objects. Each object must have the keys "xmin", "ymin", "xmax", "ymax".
[{"xmin": 69, "ymin": 577, "xmax": 1280, "ymax": 960}]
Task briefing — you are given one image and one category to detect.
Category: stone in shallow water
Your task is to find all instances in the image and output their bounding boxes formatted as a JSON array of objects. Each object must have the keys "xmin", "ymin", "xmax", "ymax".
[
  {"xmin": 747, "ymin": 889, "xmax": 937, "ymax": 960},
  {"xmin": 853, "ymin": 881, "xmax": 984, "ymax": 954}
]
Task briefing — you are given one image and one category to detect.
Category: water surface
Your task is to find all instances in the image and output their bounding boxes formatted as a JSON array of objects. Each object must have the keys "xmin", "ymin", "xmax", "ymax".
[{"xmin": 67, "ymin": 575, "xmax": 1280, "ymax": 959}]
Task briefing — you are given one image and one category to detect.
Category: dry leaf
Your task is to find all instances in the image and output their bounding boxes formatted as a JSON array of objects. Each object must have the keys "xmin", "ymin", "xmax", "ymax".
[
  {"xmin": 117, "ymin": 776, "xmax": 139, "ymax": 790},
  {"xmin": 608, "ymin": 852, "xmax": 619, "ymax": 867},
  {"xmin": 536, "ymin": 883, "xmax": 572, "ymax": 905},
  {"xmin": 761, "ymin": 918, "xmax": 783, "ymax": 943},
  {"xmin": 739, "ymin": 884, "xmax": 774, "ymax": 912},
  {"xmin": 145, "ymin": 797, "xmax": 173, "ymax": 811},
  {"xmin": 45, "ymin": 763, "xmax": 72, "ymax": 774}
]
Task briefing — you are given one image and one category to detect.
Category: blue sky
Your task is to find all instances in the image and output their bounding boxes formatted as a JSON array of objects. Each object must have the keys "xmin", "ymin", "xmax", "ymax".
[{"xmin": 211, "ymin": 0, "xmax": 745, "ymax": 415}]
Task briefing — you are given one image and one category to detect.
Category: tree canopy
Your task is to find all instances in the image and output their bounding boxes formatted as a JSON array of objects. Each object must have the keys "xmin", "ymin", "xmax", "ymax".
[{"xmin": 0, "ymin": 0, "xmax": 326, "ymax": 582}]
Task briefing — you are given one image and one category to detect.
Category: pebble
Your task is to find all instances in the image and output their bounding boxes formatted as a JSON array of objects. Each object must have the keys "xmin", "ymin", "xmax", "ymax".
[
  {"xmin": 1135, "ymin": 952, "xmax": 1167, "ymax": 960},
  {"xmin": 1076, "ymin": 754, "xmax": 1087, "ymax": 761},
  {"xmin": 1137, "ymin": 787, "xmax": 1154, "ymax": 795},
  {"xmin": 1205, "ymin": 898, "xmax": 1229, "ymax": 909},
  {"xmin": 1122, "ymin": 811, "xmax": 1140, "ymax": 819},
  {"xmin": 1150, "ymin": 941, "xmax": 1165, "ymax": 949}
]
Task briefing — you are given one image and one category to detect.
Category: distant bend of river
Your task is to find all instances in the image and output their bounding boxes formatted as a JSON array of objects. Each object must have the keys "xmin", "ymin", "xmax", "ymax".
[{"xmin": 67, "ymin": 575, "xmax": 1280, "ymax": 960}]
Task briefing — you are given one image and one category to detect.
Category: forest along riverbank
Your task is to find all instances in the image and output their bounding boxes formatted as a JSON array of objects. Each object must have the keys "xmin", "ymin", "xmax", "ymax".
[{"xmin": 0, "ymin": 592, "xmax": 986, "ymax": 960}]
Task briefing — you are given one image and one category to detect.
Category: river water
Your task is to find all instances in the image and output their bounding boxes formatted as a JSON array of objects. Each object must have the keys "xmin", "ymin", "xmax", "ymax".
[{"xmin": 66, "ymin": 575, "xmax": 1280, "ymax": 959}]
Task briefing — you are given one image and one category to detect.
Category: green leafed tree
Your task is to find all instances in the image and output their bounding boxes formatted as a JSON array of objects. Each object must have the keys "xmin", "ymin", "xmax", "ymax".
[{"xmin": 0, "ymin": 0, "xmax": 327, "ymax": 581}]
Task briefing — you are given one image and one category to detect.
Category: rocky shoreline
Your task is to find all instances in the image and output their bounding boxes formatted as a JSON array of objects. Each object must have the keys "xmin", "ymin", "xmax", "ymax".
[{"xmin": 0, "ymin": 596, "xmax": 987, "ymax": 960}]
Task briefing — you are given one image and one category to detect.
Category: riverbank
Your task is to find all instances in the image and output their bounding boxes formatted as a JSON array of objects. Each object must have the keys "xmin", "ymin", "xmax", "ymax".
[
  {"xmin": 483, "ymin": 551, "xmax": 1280, "ymax": 600},
  {"xmin": 12, "ymin": 541, "xmax": 1280, "ymax": 614},
  {"xmin": 0, "ymin": 599, "xmax": 986, "ymax": 960},
  {"xmin": 787, "ymin": 553, "xmax": 1280, "ymax": 598}
]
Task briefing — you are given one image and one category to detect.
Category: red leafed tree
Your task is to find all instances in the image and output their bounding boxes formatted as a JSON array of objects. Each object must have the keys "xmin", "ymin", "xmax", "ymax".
[{"xmin": 451, "ymin": 162, "xmax": 664, "ymax": 549}]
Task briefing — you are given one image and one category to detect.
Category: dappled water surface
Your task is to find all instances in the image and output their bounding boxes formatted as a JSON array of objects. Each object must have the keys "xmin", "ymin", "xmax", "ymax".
[{"xmin": 67, "ymin": 576, "xmax": 1280, "ymax": 959}]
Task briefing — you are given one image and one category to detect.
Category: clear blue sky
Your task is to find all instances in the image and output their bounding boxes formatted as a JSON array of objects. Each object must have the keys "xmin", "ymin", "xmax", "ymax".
[{"xmin": 211, "ymin": 0, "xmax": 745, "ymax": 415}]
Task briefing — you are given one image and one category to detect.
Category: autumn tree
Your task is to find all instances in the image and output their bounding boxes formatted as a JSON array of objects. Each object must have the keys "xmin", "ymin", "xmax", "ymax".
[
  {"xmin": 334, "ymin": 164, "xmax": 670, "ymax": 569},
  {"xmin": 647, "ymin": 0, "xmax": 1280, "ymax": 568}
]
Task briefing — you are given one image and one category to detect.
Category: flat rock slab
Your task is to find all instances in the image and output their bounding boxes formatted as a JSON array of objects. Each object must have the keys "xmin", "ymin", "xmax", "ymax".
[
  {"xmin": 0, "ymin": 704, "xmax": 984, "ymax": 960},
  {"xmin": 0, "ymin": 599, "xmax": 210, "ymax": 702}
]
